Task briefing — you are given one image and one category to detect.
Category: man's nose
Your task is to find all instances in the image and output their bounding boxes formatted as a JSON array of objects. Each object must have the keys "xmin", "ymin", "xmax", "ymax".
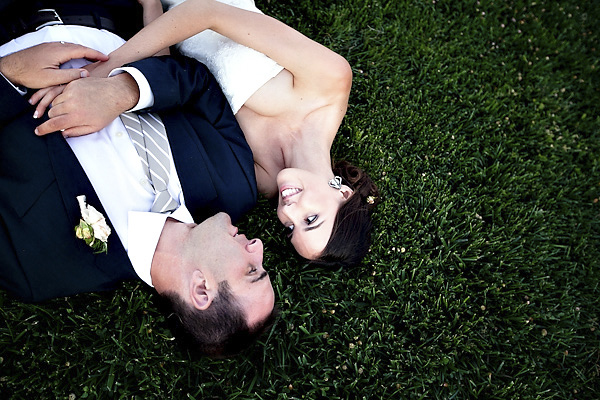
[
  {"xmin": 246, "ymin": 238, "xmax": 264, "ymax": 263},
  {"xmin": 246, "ymin": 238, "xmax": 263, "ymax": 253}
]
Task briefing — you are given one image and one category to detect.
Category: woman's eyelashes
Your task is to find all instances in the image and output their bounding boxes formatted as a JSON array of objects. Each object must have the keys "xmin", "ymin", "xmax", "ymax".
[
  {"xmin": 286, "ymin": 224, "xmax": 295, "ymax": 238},
  {"xmin": 286, "ymin": 215, "xmax": 317, "ymax": 238}
]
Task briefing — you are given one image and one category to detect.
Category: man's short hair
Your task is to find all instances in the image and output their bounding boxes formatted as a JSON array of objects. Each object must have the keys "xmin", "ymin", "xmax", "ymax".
[{"xmin": 162, "ymin": 281, "xmax": 276, "ymax": 358}]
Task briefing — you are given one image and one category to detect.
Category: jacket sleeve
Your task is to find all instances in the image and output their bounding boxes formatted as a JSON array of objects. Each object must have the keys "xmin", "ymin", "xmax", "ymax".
[
  {"xmin": 127, "ymin": 55, "xmax": 222, "ymax": 114},
  {"xmin": 127, "ymin": 55, "xmax": 246, "ymax": 150},
  {"xmin": 0, "ymin": 76, "xmax": 31, "ymax": 126}
]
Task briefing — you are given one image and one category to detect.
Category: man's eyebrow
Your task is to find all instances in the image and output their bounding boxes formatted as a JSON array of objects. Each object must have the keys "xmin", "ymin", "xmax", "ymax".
[
  {"xmin": 304, "ymin": 220, "xmax": 325, "ymax": 232},
  {"xmin": 251, "ymin": 271, "xmax": 268, "ymax": 283}
]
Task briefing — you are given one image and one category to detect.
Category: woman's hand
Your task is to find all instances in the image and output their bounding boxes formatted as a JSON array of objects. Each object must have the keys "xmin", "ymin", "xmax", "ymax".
[
  {"xmin": 29, "ymin": 85, "xmax": 66, "ymax": 121},
  {"xmin": 82, "ymin": 59, "xmax": 116, "ymax": 79}
]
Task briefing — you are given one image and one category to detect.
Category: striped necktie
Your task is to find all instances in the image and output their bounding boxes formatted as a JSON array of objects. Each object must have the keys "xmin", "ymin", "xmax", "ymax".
[{"xmin": 120, "ymin": 112, "xmax": 179, "ymax": 214}]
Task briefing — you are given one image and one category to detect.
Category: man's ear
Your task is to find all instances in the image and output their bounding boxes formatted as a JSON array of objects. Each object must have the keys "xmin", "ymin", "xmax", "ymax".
[
  {"xmin": 189, "ymin": 270, "xmax": 214, "ymax": 311},
  {"xmin": 340, "ymin": 184, "xmax": 354, "ymax": 201}
]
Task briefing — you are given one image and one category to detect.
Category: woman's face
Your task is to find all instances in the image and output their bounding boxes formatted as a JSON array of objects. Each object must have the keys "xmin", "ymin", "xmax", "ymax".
[{"xmin": 276, "ymin": 168, "xmax": 351, "ymax": 259}]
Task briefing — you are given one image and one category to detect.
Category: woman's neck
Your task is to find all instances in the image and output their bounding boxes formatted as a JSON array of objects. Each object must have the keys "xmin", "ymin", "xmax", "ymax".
[
  {"xmin": 284, "ymin": 137, "xmax": 333, "ymax": 176},
  {"xmin": 238, "ymin": 107, "xmax": 338, "ymax": 195}
]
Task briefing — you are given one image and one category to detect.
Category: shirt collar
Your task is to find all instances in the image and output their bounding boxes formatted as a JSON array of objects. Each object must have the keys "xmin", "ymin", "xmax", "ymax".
[{"xmin": 127, "ymin": 203, "xmax": 194, "ymax": 287}]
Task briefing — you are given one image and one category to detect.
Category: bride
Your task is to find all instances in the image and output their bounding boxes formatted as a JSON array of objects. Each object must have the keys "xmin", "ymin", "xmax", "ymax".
[{"xmin": 99, "ymin": 0, "xmax": 378, "ymax": 267}]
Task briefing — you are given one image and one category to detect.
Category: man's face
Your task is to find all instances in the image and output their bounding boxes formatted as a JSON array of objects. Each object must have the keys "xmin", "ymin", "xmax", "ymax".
[{"xmin": 186, "ymin": 213, "xmax": 275, "ymax": 327}]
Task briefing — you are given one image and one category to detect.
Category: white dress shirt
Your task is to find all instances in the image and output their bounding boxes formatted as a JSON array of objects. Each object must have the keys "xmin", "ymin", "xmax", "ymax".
[{"xmin": 0, "ymin": 25, "xmax": 195, "ymax": 287}]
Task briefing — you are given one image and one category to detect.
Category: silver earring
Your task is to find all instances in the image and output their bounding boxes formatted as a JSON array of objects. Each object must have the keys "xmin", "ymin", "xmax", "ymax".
[{"xmin": 328, "ymin": 176, "xmax": 342, "ymax": 190}]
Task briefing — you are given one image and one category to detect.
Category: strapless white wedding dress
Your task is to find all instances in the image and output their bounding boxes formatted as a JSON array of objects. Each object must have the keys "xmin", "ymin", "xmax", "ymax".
[{"xmin": 161, "ymin": 0, "xmax": 284, "ymax": 114}]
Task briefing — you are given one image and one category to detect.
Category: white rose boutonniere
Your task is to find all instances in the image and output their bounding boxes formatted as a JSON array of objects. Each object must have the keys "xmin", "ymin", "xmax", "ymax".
[{"xmin": 75, "ymin": 195, "xmax": 111, "ymax": 254}]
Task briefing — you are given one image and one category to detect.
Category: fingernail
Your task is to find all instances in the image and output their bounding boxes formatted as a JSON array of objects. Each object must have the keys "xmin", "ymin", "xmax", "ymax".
[
  {"xmin": 80, "ymin": 70, "xmax": 88, "ymax": 78},
  {"xmin": 28, "ymin": 98, "xmax": 33, "ymax": 105},
  {"xmin": 34, "ymin": 128, "xmax": 39, "ymax": 136},
  {"xmin": 33, "ymin": 111, "xmax": 39, "ymax": 119}
]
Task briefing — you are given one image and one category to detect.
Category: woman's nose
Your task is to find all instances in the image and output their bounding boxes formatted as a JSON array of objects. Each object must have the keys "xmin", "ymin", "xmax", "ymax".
[{"xmin": 280, "ymin": 203, "xmax": 302, "ymax": 220}]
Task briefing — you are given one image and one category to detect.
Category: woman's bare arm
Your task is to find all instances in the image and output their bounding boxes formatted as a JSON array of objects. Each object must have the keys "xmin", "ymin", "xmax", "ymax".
[
  {"xmin": 98, "ymin": 0, "xmax": 350, "ymax": 96},
  {"xmin": 137, "ymin": 0, "xmax": 170, "ymax": 56}
]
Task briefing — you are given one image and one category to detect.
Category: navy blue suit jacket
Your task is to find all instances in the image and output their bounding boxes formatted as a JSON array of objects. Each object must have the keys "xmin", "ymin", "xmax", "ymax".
[{"xmin": 0, "ymin": 55, "xmax": 257, "ymax": 302}]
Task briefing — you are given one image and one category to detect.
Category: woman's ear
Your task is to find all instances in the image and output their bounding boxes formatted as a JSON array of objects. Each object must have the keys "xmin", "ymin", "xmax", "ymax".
[
  {"xmin": 340, "ymin": 184, "xmax": 354, "ymax": 201},
  {"xmin": 189, "ymin": 270, "xmax": 214, "ymax": 310}
]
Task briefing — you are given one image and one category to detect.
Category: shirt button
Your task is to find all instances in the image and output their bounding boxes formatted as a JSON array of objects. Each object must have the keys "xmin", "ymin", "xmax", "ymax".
[{"xmin": 116, "ymin": 131, "xmax": 124, "ymax": 138}]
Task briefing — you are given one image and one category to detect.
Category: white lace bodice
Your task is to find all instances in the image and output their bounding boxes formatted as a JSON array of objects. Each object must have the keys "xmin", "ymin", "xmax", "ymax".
[{"xmin": 161, "ymin": 0, "xmax": 284, "ymax": 114}]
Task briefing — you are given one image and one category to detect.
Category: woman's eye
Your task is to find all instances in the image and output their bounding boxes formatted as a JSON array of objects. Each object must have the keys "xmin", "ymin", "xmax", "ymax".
[
  {"xmin": 306, "ymin": 215, "xmax": 317, "ymax": 224},
  {"xmin": 286, "ymin": 224, "xmax": 295, "ymax": 238},
  {"xmin": 249, "ymin": 267, "xmax": 257, "ymax": 274}
]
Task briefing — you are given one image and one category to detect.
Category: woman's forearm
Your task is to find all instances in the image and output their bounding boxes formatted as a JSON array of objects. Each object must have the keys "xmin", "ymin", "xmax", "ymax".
[
  {"xmin": 138, "ymin": 0, "xmax": 170, "ymax": 56},
  {"xmin": 106, "ymin": 0, "xmax": 215, "ymax": 69},
  {"xmin": 104, "ymin": 0, "xmax": 346, "ymax": 87}
]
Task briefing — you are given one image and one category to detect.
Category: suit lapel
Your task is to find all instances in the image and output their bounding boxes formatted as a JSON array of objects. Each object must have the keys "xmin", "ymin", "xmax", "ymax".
[
  {"xmin": 164, "ymin": 113, "xmax": 258, "ymax": 223},
  {"xmin": 46, "ymin": 133, "xmax": 132, "ymax": 278},
  {"xmin": 47, "ymin": 134, "xmax": 100, "ymax": 222},
  {"xmin": 164, "ymin": 116, "xmax": 217, "ymax": 219}
]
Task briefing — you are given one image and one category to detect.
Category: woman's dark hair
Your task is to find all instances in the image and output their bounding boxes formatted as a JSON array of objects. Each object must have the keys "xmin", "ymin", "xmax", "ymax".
[
  {"xmin": 311, "ymin": 160, "xmax": 379, "ymax": 268},
  {"xmin": 162, "ymin": 281, "xmax": 277, "ymax": 358}
]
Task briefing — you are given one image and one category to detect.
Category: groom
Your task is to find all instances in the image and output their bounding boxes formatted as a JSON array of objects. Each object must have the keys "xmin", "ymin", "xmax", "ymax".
[{"xmin": 0, "ymin": 1, "xmax": 274, "ymax": 357}]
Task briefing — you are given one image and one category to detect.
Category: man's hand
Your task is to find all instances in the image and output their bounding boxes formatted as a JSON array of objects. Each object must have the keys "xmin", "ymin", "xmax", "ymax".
[
  {"xmin": 0, "ymin": 42, "xmax": 109, "ymax": 89},
  {"xmin": 32, "ymin": 73, "xmax": 140, "ymax": 137}
]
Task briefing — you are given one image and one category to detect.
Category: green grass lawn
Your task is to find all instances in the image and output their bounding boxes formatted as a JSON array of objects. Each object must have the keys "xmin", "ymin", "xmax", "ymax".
[{"xmin": 1, "ymin": 0, "xmax": 599, "ymax": 398}]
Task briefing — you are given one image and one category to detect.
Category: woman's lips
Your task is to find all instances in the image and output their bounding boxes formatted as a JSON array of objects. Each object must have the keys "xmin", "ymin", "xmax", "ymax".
[{"xmin": 280, "ymin": 186, "xmax": 302, "ymax": 201}]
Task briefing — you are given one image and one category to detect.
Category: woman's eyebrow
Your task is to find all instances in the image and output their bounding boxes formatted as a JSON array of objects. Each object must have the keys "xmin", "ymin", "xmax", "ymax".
[{"xmin": 304, "ymin": 220, "xmax": 325, "ymax": 232}]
